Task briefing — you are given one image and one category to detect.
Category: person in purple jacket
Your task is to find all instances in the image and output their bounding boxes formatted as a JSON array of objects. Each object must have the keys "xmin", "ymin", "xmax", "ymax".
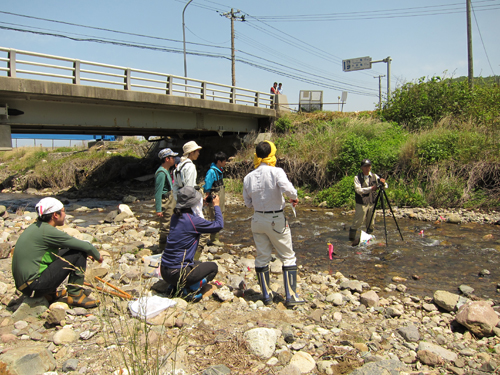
[{"xmin": 160, "ymin": 186, "xmax": 223, "ymax": 301}]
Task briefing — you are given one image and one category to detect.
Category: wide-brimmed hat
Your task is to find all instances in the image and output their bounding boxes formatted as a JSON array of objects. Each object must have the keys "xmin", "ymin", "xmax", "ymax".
[
  {"xmin": 176, "ymin": 186, "xmax": 202, "ymax": 209},
  {"xmin": 158, "ymin": 148, "xmax": 178, "ymax": 159},
  {"xmin": 182, "ymin": 141, "xmax": 202, "ymax": 156},
  {"xmin": 361, "ymin": 159, "xmax": 372, "ymax": 167}
]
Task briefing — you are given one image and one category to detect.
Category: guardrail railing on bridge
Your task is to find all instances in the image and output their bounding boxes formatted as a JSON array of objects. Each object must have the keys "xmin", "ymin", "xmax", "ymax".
[{"xmin": 0, "ymin": 47, "xmax": 275, "ymax": 109}]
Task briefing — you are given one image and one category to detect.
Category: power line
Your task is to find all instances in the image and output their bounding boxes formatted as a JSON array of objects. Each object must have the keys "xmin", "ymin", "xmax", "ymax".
[
  {"xmin": 251, "ymin": 1, "xmax": 500, "ymax": 21},
  {"xmin": 471, "ymin": 2, "xmax": 497, "ymax": 76},
  {"xmin": 0, "ymin": 10, "xmax": 229, "ymax": 50},
  {"xmin": 0, "ymin": 24, "xmax": 377, "ymax": 96}
]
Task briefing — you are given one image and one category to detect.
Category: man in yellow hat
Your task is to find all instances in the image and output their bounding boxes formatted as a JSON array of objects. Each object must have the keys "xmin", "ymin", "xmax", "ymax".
[{"xmin": 243, "ymin": 141, "xmax": 305, "ymax": 308}]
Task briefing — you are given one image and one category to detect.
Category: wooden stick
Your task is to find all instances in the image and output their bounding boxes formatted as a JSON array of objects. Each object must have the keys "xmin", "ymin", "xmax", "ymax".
[
  {"xmin": 94, "ymin": 276, "xmax": 133, "ymax": 298},
  {"xmin": 84, "ymin": 282, "xmax": 132, "ymax": 300}
]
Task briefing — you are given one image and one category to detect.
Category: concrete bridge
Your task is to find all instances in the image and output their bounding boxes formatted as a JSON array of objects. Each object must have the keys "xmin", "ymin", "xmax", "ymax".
[{"xmin": 0, "ymin": 47, "xmax": 289, "ymax": 150}]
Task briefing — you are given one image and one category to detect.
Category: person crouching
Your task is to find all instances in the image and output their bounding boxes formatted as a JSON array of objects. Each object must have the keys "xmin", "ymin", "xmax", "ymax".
[
  {"xmin": 160, "ymin": 186, "xmax": 223, "ymax": 301},
  {"xmin": 12, "ymin": 197, "xmax": 102, "ymax": 308}
]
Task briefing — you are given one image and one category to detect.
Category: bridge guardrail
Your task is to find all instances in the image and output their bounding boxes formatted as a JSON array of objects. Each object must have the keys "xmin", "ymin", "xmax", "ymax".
[{"xmin": 0, "ymin": 47, "xmax": 275, "ymax": 110}]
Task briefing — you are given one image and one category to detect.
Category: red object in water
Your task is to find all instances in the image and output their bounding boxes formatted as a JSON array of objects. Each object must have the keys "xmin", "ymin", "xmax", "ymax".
[
  {"xmin": 247, "ymin": 266, "xmax": 251, "ymax": 272},
  {"xmin": 419, "ymin": 230, "xmax": 424, "ymax": 237},
  {"xmin": 328, "ymin": 243, "xmax": 334, "ymax": 260}
]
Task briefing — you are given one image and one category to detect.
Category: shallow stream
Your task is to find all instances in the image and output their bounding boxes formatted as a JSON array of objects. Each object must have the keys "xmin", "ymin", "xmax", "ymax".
[{"xmin": 2, "ymin": 193, "xmax": 499, "ymax": 299}]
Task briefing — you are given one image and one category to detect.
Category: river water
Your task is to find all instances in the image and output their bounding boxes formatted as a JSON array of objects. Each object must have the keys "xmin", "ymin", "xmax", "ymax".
[{"xmin": 2, "ymin": 193, "xmax": 499, "ymax": 300}]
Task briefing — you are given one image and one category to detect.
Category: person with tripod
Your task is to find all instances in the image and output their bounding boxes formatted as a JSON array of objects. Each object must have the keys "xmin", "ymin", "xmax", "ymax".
[{"xmin": 349, "ymin": 159, "xmax": 388, "ymax": 241}]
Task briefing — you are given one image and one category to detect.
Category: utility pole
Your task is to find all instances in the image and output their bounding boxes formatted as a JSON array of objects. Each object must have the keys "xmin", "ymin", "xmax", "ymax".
[
  {"xmin": 466, "ymin": 0, "xmax": 473, "ymax": 88},
  {"xmin": 220, "ymin": 9, "xmax": 245, "ymax": 86},
  {"xmin": 374, "ymin": 75, "xmax": 386, "ymax": 108}
]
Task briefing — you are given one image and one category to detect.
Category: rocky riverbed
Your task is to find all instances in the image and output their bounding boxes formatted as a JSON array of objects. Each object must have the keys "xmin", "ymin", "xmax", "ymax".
[{"xmin": 0, "ymin": 199, "xmax": 499, "ymax": 375}]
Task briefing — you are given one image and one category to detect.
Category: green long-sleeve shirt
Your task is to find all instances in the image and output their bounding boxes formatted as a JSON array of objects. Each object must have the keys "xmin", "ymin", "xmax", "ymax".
[
  {"xmin": 12, "ymin": 221, "xmax": 101, "ymax": 289},
  {"xmin": 154, "ymin": 166, "xmax": 173, "ymax": 213}
]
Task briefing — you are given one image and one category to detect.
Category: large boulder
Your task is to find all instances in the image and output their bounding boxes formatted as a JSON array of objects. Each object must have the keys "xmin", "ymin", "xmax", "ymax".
[
  {"xmin": 456, "ymin": 300, "xmax": 500, "ymax": 337},
  {"xmin": 360, "ymin": 290, "xmax": 379, "ymax": 307},
  {"xmin": 0, "ymin": 346, "xmax": 56, "ymax": 374},
  {"xmin": 433, "ymin": 290, "xmax": 459, "ymax": 312},
  {"xmin": 243, "ymin": 328, "xmax": 277, "ymax": 359},
  {"xmin": 349, "ymin": 359, "xmax": 408, "ymax": 375}
]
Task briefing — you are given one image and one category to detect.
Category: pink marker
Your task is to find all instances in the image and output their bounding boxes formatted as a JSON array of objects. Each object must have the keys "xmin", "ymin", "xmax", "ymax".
[
  {"xmin": 328, "ymin": 243, "xmax": 334, "ymax": 260},
  {"xmin": 419, "ymin": 230, "xmax": 424, "ymax": 237}
]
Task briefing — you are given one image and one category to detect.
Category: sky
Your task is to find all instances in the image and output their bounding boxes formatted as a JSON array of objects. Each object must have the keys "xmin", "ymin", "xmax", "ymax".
[{"xmin": 0, "ymin": 0, "xmax": 499, "ymax": 118}]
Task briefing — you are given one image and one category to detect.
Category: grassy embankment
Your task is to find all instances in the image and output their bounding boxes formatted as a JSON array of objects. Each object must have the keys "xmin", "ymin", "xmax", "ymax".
[
  {"xmin": 0, "ymin": 139, "xmax": 149, "ymax": 192},
  {"xmin": 229, "ymin": 75, "xmax": 500, "ymax": 210}
]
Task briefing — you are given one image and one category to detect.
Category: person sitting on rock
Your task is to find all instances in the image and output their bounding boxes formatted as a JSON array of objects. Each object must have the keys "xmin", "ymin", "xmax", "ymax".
[
  {"xmin": 12, "ymin": 197, "xmax": 103, "ymax": 308},
  {"xmin": 160, "ymin": 186, "xmax": 223, "ymax": 301}
]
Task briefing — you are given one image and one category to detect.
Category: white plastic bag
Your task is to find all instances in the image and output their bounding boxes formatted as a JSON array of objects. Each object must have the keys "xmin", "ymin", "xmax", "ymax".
[
  {"xmin": 128, "ymin": 296, "xmax": 176, "ymax": 319},
  {"xmin": 359, "ymin": 230, "xmax": 375, "ymax": 246}
]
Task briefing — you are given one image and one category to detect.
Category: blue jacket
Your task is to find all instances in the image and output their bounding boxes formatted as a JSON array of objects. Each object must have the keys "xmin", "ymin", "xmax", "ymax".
[
  {"xmin": 203, "ymin": 163, "xmax": 223, "ymax": 193},
  {"xmin": 161, "ymin": 206, "xmax": 223, "ymax": 268}
]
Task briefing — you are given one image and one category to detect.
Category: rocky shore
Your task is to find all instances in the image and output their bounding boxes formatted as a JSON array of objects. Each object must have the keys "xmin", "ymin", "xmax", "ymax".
[
  {"xmin": 0, "ymin": 200, "xmax": 499, "ymax": 375},
  {"xmin": 340, "ymin": 206, "xmax": 500, "ymax": 226}
]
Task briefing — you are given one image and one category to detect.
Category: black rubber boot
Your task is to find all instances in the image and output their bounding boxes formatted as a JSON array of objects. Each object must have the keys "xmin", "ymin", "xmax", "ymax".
[
  {"xmin": 349, "ymin": 228, "xmax": 357, "ymax": 241},
  {"xmin": 282, "ymin": 265, "xmax": 305, "ymax": 307},
  {"xmin": 255, "ymin": 265, "xmax": 273, "ymax": 305}
]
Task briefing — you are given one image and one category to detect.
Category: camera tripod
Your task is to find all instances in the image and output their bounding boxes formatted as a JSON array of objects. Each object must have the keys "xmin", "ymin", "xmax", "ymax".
[{"xmin": 367, "ymin": 184, "xmax": 404, "ymax": 246}]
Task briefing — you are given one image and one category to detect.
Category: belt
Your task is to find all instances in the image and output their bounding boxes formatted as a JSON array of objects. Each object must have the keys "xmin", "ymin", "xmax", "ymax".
[
  {"xmin": 18, "ymin": 279, "xmax": 34, "ymax": 291},
  {"xmin": 255, "ymin": 209, "xmax": 283, "ymax": 214}
]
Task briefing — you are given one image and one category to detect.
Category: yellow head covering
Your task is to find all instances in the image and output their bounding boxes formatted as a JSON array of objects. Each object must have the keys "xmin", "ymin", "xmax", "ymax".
[{"xmin": 254, "ymin": 140, "xmax": 277, "ymax": 169}]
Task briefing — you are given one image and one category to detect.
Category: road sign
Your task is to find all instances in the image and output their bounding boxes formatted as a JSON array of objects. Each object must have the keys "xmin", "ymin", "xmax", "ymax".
[{"xmin": 342, "ymin": 56, "xmax": 372, "ymax": 72}]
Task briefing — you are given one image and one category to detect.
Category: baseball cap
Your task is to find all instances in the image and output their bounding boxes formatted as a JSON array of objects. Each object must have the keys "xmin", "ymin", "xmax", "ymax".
[
  {"xmin": 158, "ymin": 148, "xmax": 178, "ymax": 159},
  {"xmin": 361, "ymin": 159, "xmax": 372, "ymax": 167}
]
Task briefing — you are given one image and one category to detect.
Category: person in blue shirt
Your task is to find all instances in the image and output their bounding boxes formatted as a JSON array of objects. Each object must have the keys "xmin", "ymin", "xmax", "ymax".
[
  {"xmin": 160, "ymin": 186, "xmax": 223, "ymax": 301},
  {"xmin": 203, "ymin": 152, "xmax": 227, "ymax": 246}
]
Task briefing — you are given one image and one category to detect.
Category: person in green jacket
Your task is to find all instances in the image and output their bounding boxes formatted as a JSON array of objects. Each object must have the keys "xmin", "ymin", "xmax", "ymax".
[
  {"xmin": 155, "ymin": 148, "xmax": 178, "ymax": 251},
  {"xmin": 12, "ymin": 197, "xmax": 102, "ymax": 308}
]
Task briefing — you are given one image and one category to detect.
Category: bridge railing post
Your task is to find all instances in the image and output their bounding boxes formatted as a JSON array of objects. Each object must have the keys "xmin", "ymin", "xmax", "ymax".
[
  {"xmin": 166, "ymin": 76, "xmax": 171, "ymax": 95},
  {"xmin": 8, "ymin": 50, "xmax": 16, "ymax": 78},
  {"xmin": 124, "ymin": 68, "xmax": 131, "ymax": 90},
  {"xmin": 201, "ymin": 82, "xmax": 206, "ymax": 99},
  {"xmin": 254, "ymin": 92, "xmax": 259, "ymax": 107},
  {"xmin": 73, "ymin": 61, "xmax": 80, "ymax": 85},
  {"xmin": 230, "ymin": 87, "xmax": 236, "ymax": 104}
]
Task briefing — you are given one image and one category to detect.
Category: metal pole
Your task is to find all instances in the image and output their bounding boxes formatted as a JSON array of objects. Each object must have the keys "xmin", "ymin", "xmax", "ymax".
[
  {"xmin": 374, "ymin": 75, "xmax": 385, "ymax": 108},
  {"xmin": 386, "ymin": 57, "xmax": 392, "ymax": 99},
  {"xmin": 466, "ymin": 0, "xmax": 473, "ymax": 88},
  {"xmin": 182, "ymin": 0, "xmax": 193, "ymax": 79},
  {"xmin": 337, "ymin": 96, "xmax": 340, "ymax": 112}
]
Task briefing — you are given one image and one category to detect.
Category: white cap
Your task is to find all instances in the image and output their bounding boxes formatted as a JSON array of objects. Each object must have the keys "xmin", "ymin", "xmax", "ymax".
[{"xmin": 35, "ymin": 197, "xmax": 64, "ymax": 216}]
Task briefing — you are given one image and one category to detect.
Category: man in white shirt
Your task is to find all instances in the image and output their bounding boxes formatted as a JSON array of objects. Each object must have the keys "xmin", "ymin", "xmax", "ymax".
[
  {"xmin": 350, "ymin": 159, "xmax": 387, "ymax": 240},
  {"xmin": 243, "ymin": 141, "xmax": 304, "ymax": 307},
  {"xmin": 173, "ymin": 141, "xmax": 204, "ymax": 218}
]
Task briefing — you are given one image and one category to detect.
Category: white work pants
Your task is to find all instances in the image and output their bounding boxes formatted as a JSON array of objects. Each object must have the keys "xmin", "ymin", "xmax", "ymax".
[{"xmin": 251, "ymin": 211, "xmax": 296, "ymax": 268}]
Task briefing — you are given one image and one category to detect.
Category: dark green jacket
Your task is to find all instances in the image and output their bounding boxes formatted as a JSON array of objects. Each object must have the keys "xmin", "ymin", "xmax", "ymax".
[{"xmin": 12, "ymin": 221, "xmax": 100, "ymax": 289}]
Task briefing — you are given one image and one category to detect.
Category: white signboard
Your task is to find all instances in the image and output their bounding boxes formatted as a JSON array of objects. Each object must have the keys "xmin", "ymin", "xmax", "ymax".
[{"xmin": 342, "ymin": 56, "xmax": 372, "ymax": 72}]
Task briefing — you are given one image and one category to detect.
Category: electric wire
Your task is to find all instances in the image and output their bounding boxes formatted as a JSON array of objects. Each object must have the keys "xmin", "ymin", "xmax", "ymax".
[
  {"xmin": 471, "ymin": 2, "xmax": 497, "ymax": 76},
  {"xmin": 251, "ymin": 1, "xmax": 500, "ymax": 21},
  {"xmin": 0, "ymin": 24, "xmax": 377, "ymax": 95}
]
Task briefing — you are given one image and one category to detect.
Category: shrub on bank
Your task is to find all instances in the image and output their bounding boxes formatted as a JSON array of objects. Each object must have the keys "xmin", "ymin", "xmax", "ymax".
[{"xmin": 379, "ymin": 75, "xmax": 500, "ymax": 131}]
